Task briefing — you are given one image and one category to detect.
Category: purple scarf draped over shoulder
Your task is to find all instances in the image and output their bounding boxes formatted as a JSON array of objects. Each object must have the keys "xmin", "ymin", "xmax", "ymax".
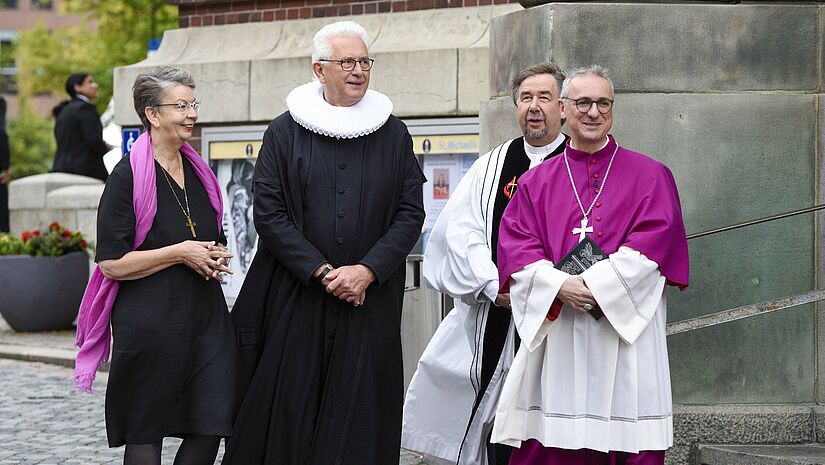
[{"xmin": 73, "ymin": 131, "xmax": 223, "ymax": 393}]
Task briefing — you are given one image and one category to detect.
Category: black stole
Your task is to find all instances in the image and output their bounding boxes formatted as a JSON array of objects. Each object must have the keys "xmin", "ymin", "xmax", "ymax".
[{"xmin": 464, "ymin": 135, "xmax": 567, "ymax": 464}]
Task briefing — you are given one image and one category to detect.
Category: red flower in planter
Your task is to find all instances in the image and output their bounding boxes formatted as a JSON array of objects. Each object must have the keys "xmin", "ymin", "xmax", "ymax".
[{"xmin": 0, "ymin": 223, "xmax": 92, "ymax": 257}]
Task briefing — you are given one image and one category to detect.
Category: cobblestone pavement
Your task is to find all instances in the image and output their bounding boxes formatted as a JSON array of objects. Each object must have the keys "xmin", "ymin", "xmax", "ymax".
[{"xmin": 0, "ymin": 353, "xmax": 423, "ymax": 464}]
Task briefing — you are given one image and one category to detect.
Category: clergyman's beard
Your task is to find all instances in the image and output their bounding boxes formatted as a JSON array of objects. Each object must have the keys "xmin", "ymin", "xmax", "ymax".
[
  {"xmin": 523, "ymin": 111, "xmax": 547, "ymax": 143},
  {"xmin": 524, "ymin": 128, "xmax": 547, "ymax": 142}
]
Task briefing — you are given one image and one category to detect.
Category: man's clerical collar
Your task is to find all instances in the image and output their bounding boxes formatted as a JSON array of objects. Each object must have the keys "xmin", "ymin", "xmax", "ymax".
[
  {"xmin": 76, "ymin": 94, "xmax": 92, "ymax": 104},
  {"xmin": 566, "ymin": 135, "xmax": 617, "ymax": 161},
  {"xmin": 524, "ymin": 132, "xmax": 565, "ymax": 156},
  {"xmin": 286, "ymin": 80, "xmax": 393, "ymax": 139},
  {"xmin": 569, "ymin": 135, "xmax": 610, "ymax": 154},
  {"xmin": 524, "ymin": 132, "xmax": 565, "ymax": 165}
]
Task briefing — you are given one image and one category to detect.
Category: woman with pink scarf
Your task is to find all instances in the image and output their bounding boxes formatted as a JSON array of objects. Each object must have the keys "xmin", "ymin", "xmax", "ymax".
[{"xmin": 74, "ymin": 66, "xmax": 236, "ymax": 465}]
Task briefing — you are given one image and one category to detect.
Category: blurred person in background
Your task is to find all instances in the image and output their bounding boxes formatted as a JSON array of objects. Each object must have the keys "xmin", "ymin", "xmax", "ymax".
[{"xmin": 52, "ymin": 72, "xmax": 112, "ymax": 181}]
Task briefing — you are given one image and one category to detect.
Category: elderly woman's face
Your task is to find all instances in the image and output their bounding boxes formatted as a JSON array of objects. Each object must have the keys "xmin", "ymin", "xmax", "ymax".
[
  {"xmin": 314, "ymin": 35, "xmax": 370, "ymax": 107},
  {"xmin": 152, "ymin": 84, "xmax": 198, "ymax": 144}
]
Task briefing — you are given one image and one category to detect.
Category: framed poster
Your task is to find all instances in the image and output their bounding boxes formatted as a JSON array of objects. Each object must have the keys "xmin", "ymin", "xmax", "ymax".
[{"xmin": 202, "ymin": 125, "xmax": 266, "ymax": 305}]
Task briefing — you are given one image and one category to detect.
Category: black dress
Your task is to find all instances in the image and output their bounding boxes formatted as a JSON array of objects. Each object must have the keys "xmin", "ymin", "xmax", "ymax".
[
  {"xmin": 96, "ymin": 155, "xmax": 236, "ymax": 447},
  {"xmin": 223, "ymin": 114, "xmax": 426, "ymax": 465}
]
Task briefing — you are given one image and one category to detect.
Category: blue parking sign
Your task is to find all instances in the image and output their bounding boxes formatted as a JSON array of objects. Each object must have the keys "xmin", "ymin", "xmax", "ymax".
[{"xmin": 122, "ymin": 128, "xmax": 141, "ymax": 155}]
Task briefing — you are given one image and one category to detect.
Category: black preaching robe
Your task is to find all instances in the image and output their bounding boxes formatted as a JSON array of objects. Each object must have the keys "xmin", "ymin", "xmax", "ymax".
[{"xmin": 224, "ymin": 112, "xmax": 426, "ymax": 465}]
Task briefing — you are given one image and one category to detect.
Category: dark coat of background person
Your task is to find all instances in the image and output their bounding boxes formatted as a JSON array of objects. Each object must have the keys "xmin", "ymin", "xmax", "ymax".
[
  {"xmin": 224, "ymin": 112, "xmax": 426, "ymax": 465},
  {"xmin": 52, "ymin": 98, "xmax": 109, "ymax": 181},
  {"xmin": 0, "ymin": 97, "xmax": 9, "ymax": 233}
]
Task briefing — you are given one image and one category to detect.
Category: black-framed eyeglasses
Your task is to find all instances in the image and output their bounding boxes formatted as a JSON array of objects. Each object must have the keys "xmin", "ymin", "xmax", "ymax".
[
  {"xmin": 563, "ymin": 97, "xmax": 613, "ymax": 114},
  {"xmin": 155, "ymin": 100, "xmax": 201, "ymax": 113},
  {"xmin": 318, "ymin": 58, "xmax": 374, "ymax": 71}
]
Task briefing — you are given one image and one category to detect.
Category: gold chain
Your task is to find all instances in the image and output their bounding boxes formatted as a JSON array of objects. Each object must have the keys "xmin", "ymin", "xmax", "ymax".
[{"xmin": 157, "ymin": 159, "xmax": 197, "ymax": 238}]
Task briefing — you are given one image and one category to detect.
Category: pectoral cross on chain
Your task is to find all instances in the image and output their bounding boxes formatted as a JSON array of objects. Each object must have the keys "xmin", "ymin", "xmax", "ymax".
[
  {"xmin": 185, "ymin": 217, "xmax": 197, "ymax": 238},
  {"xmin": 572, "ymin": 218, "xmax": 593, "ymax": 242}
]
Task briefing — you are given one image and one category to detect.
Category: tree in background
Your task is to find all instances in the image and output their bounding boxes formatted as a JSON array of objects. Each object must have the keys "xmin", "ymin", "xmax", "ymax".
[
  {"xmin": 8, "ymin": 0, "xmax": 178, "ymax": 177},
  {"xmin": 7, "ymin": 98, "xmax": 54, "ymax": 179}
]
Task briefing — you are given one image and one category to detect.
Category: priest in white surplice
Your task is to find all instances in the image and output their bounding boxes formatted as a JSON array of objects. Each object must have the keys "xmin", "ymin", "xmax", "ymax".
[
  {"xmin": 493, "ymin": 66, "xmax": 689, "ymax": 465},
  {"xmin": 402, "ymin": 64, "xmax": 568, "ymax": 465}
]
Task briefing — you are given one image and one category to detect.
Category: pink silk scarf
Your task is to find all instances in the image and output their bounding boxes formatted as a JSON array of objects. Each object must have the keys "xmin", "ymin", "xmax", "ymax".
[{"xmin": 73, "ymin": 130, "xmax": 223, "ymax": 393}]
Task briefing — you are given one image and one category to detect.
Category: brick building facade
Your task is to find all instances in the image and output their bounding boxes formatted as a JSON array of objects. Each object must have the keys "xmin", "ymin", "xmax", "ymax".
[{"xmin": 172, "ymin": 0, "xmax": 519, "ymax": 27}]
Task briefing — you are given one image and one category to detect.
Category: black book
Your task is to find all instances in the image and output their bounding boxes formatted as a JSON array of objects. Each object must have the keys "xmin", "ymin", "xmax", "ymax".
[{"xmin": 555, "ymin": 237, "xmax": 606, "ymax": 320}]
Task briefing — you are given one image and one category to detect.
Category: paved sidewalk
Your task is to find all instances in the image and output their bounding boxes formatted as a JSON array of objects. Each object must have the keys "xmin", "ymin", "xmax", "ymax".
[{"xmin": 0, "ymin": 316, "xmax": 423, "ymax": 464}]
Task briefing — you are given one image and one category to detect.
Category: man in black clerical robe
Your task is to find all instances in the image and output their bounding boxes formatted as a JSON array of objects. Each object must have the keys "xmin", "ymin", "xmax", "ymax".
[
  {"xmin": 223, "ymin": 21, "xmax": 425, "ymax": 465},
  {"xmin": 402, "ymin": 63, "xmax": 568, "ymax": 465}
]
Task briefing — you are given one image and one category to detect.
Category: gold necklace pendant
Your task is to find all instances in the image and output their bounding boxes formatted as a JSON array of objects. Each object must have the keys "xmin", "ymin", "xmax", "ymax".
[{"xmin": 159, "ymin": 162, "xmax": 197, "ymax": 238}]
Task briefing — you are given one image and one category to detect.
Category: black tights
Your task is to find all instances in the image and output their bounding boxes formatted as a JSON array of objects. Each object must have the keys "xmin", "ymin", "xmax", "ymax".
[{"xmin": 124, "ymin": 435, "xmax": 221, "ymax": 465}]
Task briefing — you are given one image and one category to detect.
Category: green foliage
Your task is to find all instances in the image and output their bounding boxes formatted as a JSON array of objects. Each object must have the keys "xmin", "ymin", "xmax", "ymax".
[
  {"xmin": 0, "ymin": 222, "xmax": 91, "ymax": 257},
  {"xmin": 7, "ymin": 0, "xmax": 179, "ymax": 178},
  {"xmin": 6, "ymin": 97, "xmax": 54, "ymax": 178},
  {"xmin": 0, "ymin": 233, "xmax": 28, "ymax": 256},
  {"xmin": 15, "ymin": 0, "xmax": 178, "ymax": 113}
]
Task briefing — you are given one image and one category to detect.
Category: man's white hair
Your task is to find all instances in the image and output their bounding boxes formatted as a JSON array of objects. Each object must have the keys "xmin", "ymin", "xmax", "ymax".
[
  {"xmin": 311, "ymin": 21, "xmax": 370, "ymax": 64},
  {"xmin": 560, "ymin": 65, "xmax": 615, "ymax": 99}
]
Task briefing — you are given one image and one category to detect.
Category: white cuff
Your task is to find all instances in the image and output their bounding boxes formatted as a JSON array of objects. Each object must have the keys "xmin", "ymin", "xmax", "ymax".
[
  {"xmin": 481, "ymin": 280, "xmax": 500, "ymax": 302},
  {"xmin": 510, "ymin": 260, "xmax": 569, "ymax": 351}
]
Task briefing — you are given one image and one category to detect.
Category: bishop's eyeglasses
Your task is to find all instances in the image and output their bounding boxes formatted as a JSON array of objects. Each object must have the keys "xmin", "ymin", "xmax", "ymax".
[
  {"xmin": 563, "ymin": 97, "xmax": 614, "ymax": 114},
  {"xmin": 155, "ymin": 100, "xmax": 202, "ymax": 113},
  {"xmin": 319, "ymin": 58, "xmax": 375, "ymax": 71}
]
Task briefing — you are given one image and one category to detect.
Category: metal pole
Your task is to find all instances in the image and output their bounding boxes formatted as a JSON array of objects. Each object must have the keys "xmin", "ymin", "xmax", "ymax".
[{"xmin": 687, "ymin": 203, "xmax": 825, "ymax": 240}]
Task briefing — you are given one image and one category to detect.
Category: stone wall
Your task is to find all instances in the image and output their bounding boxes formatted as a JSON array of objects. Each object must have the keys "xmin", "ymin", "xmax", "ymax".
[
  {"xmin": 170, "ymin": 0, "xmax": 520, "ymax": 27},
  {"xmin": 113, "ymin": 4, "xmax": 520, "ymax": 126},
  {"xmin": 486, "ymin": 1, "xmax": 822, "ymax": 405},
  {"xmin": 484, "ymin": 3, "xmax": 823, "ymax": 461},
  {"xmin": 8, "ymin": 173, "xmax": 103, "ymax": 242}
]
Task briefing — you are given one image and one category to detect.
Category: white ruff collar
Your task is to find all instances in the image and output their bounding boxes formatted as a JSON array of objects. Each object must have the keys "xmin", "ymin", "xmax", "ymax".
[{"xmin": 286, "ymin": 81, "xmax": 393, "ymax": 139}]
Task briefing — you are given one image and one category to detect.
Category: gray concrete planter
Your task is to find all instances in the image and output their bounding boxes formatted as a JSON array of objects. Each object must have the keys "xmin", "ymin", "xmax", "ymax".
[{"xmin": 0, "ymin": 251, "xmax": 89, "ymax": 332}]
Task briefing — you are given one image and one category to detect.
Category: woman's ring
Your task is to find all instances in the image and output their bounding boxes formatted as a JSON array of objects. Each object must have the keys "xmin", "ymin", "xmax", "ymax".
[{"xmin": 583, "ymin": 303, "xmax": 593, "ymax": 311}]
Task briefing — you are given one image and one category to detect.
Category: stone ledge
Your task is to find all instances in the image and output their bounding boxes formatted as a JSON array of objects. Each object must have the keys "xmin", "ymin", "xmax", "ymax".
[
  {"xmin": 697, "ymin": 444, "xmax": 825, "ymax": 465},
  {"xmin": 46, "ymin": 185, "xmax": 105, "ymax": 210},
  {"xmin": 9, "ymin": 173, "xmax": 102, "ymax": 210},
  {"xmin": 114, "ymin": 4, "xmax": 522, "ymax": 125},
  {"xmin": 671, "ymin": 405, "xmax": 818, "ymax": 465},
  {"xmin": 490, "ymin": 3, "xmax": 819, "ymax": 97}
]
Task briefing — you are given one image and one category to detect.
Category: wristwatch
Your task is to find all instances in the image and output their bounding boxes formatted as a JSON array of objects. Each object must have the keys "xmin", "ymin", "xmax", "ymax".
[{"xmin": 317, "ymin": 263, "xmax": 334, "ymax": 283}]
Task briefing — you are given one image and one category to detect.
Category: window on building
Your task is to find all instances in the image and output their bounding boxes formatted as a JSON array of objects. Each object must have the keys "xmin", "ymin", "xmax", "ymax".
[
  {"xmin": 0, "ymin": 38, "xmax": 17, "ymax": 94},
  {"xmin": 31, "ymin": 0, "xmax": 53, "ymax": 10},
  {"xmin": 1, "ymin": 0, "xmax": 19, "ymax": 9}
]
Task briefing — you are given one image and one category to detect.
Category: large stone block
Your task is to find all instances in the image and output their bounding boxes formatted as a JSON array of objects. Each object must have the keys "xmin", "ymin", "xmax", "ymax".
[
  {"xmin": 489, "ymin": 7, "xmax": 553, "ymax": 99},
  {"xmin": 674, "ymin": 404, "xmax": 814, "ymax": 446},
  {"xmin": 819, "ymin": 94, "xmax": 825, "ymax": 403},
  {"xmin": 603, "ymin": 92, "xmax": 817, "ymax": 403},
  {"xmin": 9, "ymin": 173, "xmax": 102, "ymax": 210},
  {"xmin": 185, "ymin": 61, "xmax": 251, "ymax": 123},
  {"xmin": 490, "ymin": 4, "xmax": 819, "ymax": 96},
  {"xmin": 458, "ymin": 47, "xmax": 489, "ymax": 115},
  {"xmin": 249, "ymin": 57, "xmax": 307, "ymax": 122},
  {"xmin": 478, "ymin": 97, "xmax": 521, "ymax": 154},
  {"xmin": 609, "ymin": 93, "xmax": 815, "ymax": 234},
  {"xmin": 46, "ymin": 185, "xmax": 104, "ymax": 210},
  {"xmin": 371, "ymin": 49, "xmax": 458, "ymax": 117}
]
